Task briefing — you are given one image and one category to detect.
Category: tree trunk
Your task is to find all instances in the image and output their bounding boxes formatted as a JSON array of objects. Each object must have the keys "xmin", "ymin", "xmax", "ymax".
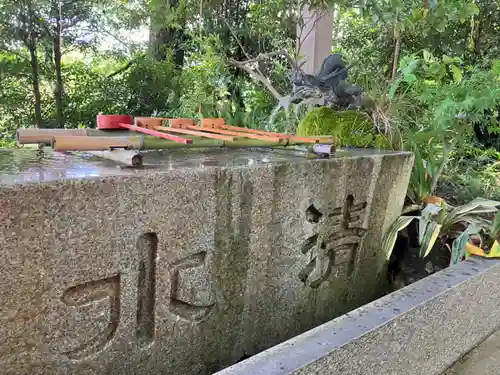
[
  {"xmin": 53, "ymin": 35, "xmax": 64, "ymax": 126},
  {"xmin": 148, "ymin": 0, "xmax": 185, "ymax": 67},
  {"xmin": 24, "ymin": 0, "xmax": 43, "ymax": 128},
  {"xmin": 473, "ymin": 17, "xmax": 483, "ymax": 57},
  {"xmin": 28, "ymin": 43, "xmax": 43, "ymax": 128},
  {"xmin": 391, "ymin": 31, "xmax": 402, "ymax": 81},
  {"xmin": 53, "ymin": 0, "xmax": 64, "ymax": 127},
  {"xmin": 228, "ymin": 42, "xmax": 245, "ymax": 112}
]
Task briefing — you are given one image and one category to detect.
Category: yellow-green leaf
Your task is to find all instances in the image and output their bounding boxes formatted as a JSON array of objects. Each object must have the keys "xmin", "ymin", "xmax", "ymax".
[
  {"xmin": 465, "ymin": 3, "xmax": 480, "ymax": 16},
  {"xmin": 419, "ymin": 203, "xmax": 442, "ymax": 244},
  {"xmin": 449, "ymin": 198, "xmax": 500, "ymax": 218},
  {"xmin": 487, "ymin": 241, "xmax": 500, "ymax": 258},
  {"xmin": 420, "ymin": 221, "xmax": 442, "ymax": 258},
  {"xmin": 423, "ymin": 49, "xmax": 432, "ymax": 63},
  {"xmin": 442, "ymin": 55, "xmax": 454, "ymax": 64},
  {"xmin": 451, "ymin": 227, "xmax": 478, "ymax": 265},
  {"xmin": 450, "ymin": 65, "xmax": 463, "ymax": 83},
  {"xmin": 466, "ymin": 243, "xmax": 486, "ymax": 257},
  {"xmin": 382, "ymin": 216, "xmax": 418, "ymax": 260}
]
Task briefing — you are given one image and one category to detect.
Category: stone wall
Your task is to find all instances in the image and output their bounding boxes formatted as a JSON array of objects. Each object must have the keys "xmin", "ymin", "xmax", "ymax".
[
  {"xmin": 216, "ymin": 257, "xmax": 500, "ymax": 375},
  {"xmin": 0, "ymin": 149, "xmax": 412, "ymax": 374}
]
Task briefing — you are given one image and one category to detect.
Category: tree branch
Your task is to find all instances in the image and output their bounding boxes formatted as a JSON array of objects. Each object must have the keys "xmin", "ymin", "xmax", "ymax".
[
  {"xmin": 228, "ymin": 57, "xmax": 283, "ymax": 100},
  {"xmin": 107, "ymin": 57, "xmax": 141, "ymax": 78}
]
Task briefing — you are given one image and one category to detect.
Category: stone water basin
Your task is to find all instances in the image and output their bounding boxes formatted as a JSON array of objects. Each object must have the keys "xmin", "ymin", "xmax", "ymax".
[{"xmin": 0, "ymin": 147, "xmax": 412, "ymax": 375}]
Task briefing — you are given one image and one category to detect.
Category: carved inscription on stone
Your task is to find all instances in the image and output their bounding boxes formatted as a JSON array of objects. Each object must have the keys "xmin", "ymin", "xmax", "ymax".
[
  {"xmin": 299, "ymin": 194, "xmax": 368, "ymax": 288},
  {"xmin": 169, "ymin": 251, "xmax": 216, "ymax": 322},
  {"xmin": 58, "ymin": 235, "xmax": 216, "ymax": 360},
  {"xmin": 60, "ymin": 274, "xmax": 121, "ymax": 359},
  {"xmin": 136, "ymin": 232, "xmax": 158, "ymax": 348}
]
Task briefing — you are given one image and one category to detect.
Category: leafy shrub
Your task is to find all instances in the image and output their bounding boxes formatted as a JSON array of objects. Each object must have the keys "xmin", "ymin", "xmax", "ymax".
[{"xmin": 296, "ymin": 107, "xmax": 384, "ymax": 147}]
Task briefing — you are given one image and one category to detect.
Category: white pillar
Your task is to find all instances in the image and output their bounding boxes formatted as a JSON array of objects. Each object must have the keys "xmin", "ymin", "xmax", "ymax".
[{"xmin": 297, "ymin": 6, "xmax": 334, "ymax": 75}]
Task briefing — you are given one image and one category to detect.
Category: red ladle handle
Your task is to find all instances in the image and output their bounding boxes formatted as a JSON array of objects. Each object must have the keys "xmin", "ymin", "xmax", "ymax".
[{"xmin": 119, "ymin": 123, "xmax": 192, "ymax": 144}]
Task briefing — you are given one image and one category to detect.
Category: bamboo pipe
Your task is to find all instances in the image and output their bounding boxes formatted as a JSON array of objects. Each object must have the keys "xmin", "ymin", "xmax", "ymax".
[
  {"xmin": 52, "ymin": 136, "xmax": 141, "ymax": 151},
  {"xmin": 50, "ymin": 134, "xmax": 326, "ymax": 152},
  {"xmin": 17, "ymin": 128, "xmax": 87, "ymax": 145},
  {"xmin": 87, "ymin": 150, "xmax": 143, "ymax": 167},
  {"xmin": 138, "ymin": 137, "xmax": 334, "ymax": 155},
  {"xmin": 17, "ymin": 128, "xmax": 143, "ymax": 145}
]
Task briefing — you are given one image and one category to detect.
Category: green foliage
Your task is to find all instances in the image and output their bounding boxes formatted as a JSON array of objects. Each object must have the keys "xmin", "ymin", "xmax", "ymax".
[
  {"xmin": 296, "ymin": 107, "xmax": 381, "ymax": 148},
  {"xmin": 391, "ymin": 52, "xmax": 500, "ymax": 131},
  {"xmin": 450, "ymin": 210, "xmax": 500, "ymax": 264},
  {"xmin": 0, "ymin": 53, "xmax": 34, "ymax": 145},
  {"xmin": 383, "ymin": 198, "xmax": 500, "ymax": 262}
]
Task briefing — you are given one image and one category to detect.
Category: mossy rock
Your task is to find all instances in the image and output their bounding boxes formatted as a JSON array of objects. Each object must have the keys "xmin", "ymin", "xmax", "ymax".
[{"xmin": 297, "ymin": 107, "xmax": 384, "ymax": 148}]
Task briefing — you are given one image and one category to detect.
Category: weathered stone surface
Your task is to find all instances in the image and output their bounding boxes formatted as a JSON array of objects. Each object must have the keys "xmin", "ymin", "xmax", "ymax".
[
  {"xmin": 0, "ymin": 147, "xmax": 412, "ymax": 375},
  {"xmin": 216, "ymin": 258, "xmax": 500, "ymax": 375},
  {"xmin": 444, "ymin": 328, "xmax": 500, "ymax": 374}
]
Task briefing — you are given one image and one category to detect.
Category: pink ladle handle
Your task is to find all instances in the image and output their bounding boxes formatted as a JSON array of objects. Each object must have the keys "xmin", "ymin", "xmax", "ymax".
[{"xmin": 119, "ymin": 123, "xmax": 192, "ymax": 144}]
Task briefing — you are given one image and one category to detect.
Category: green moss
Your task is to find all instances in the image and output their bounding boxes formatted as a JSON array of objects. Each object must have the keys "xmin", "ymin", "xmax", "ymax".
[{"xmin": 296, "ymin": 107, "xmax": 378, "ymax": 148}]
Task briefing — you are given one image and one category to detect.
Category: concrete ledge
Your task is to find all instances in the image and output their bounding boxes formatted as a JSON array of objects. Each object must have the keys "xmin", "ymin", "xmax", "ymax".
[{"xmin": 215, "ymin": 258, "xmax": 500, "ymax": 375}]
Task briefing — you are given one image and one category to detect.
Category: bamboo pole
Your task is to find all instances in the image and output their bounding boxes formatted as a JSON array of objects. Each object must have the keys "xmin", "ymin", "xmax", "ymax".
[
  {"xmin": 51, "ymin": 135, "xmax": 310, "ymax": 151},
  {"xmin": 50, "ymin": 134, "xmax": 335, "ymax": 157},
  {"xmin": 141, "ymin": 137, "xmax": 288, "ymax": 149},
  {"xmin": 141, "ymin": 137, "xmax": 335, "ymax": 155},
  {"xmin": 17, "ymin": 128, "xmax": 87, "ymax": 145},
  {"xmin": 17, "ymin": 128, "xmax": 144, "ymax": 145},
  {"xmin": 52, "ymin": 136, "xmax": 141, "ymax": 151},
  {"xmin": 87, "ymin": 150, "xmax": 143, "ymax": 167}
]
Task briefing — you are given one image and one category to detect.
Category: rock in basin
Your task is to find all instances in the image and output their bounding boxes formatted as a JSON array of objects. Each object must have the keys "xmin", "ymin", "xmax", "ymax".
[{"xmin": 0, "ymin": 148, "xmax": 412, "ymax": 375}]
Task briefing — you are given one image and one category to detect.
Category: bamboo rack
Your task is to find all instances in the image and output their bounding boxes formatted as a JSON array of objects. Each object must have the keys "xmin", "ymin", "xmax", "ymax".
[
  {"xmin": 21, "ymin": 116, "xmax": 335, "ymax": 165},
  {"xmin": 50, "ymin": 135, "xmax": 324, "ymax": 152}
]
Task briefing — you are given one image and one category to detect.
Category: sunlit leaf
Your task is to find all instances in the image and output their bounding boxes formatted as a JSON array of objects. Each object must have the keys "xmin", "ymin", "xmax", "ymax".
[
  {"xmin": 488, "ymin": 241, "xmax": 500, "ymax": 258},
  {"xmin": 404, "ymin": 73, "xmax": 417, "ymax": 83},
  {"xmin": 492, "ymin": 60, "xmax": 500, "ymax": 76},
  {"xmin": 464, "ymin": 3, "xmax": 480, "ymax": 16},
  {"xmin": 382, "ymin": 216, "xmax": 418, "ymax": 260},
  {"xmin": 442, "ymin": 55, "xmax": 454, "ymax": 64},
  {"xmin": 449, "ymin": 198, "xmax": 500, "ymax": 218},
  {"xmin": 420, "ymin": 221, "xmax": 442, "ymax": 258},
  {"xmin": 490, "ymin": 212, "xmax": 500, "ymax": 239},
  {"xmin": 388, "ymin": 77, "xmax": 402, "ymax": 99},
  {"xmin": 451, "ymin": 226, "xmax": 478, "ymax": 265},
  {"xmin": 419, "ymin": 203, "xmax": 442, "ymax": 244},
  {"xmin": 466, "ymin": 243, "xmax": 486, "ymax": 257},
  {"xmin": 423, "ymin": 49, "xmax": 431, "ymax": 63},
  {"xmin": 450, "ymin": 65, "xmax": 463, "ymax": 83}
]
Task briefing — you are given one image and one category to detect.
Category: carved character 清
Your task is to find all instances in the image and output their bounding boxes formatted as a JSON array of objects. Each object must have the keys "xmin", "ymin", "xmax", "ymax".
[{"xmin": 299, "ymin": 195, "xmax": 368, "ymax": 288}]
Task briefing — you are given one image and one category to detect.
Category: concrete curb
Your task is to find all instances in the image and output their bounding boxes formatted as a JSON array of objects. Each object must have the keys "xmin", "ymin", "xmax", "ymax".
[{"xmin": 215, "ymin": 258, "xmax": 500, "ymax": 375}]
